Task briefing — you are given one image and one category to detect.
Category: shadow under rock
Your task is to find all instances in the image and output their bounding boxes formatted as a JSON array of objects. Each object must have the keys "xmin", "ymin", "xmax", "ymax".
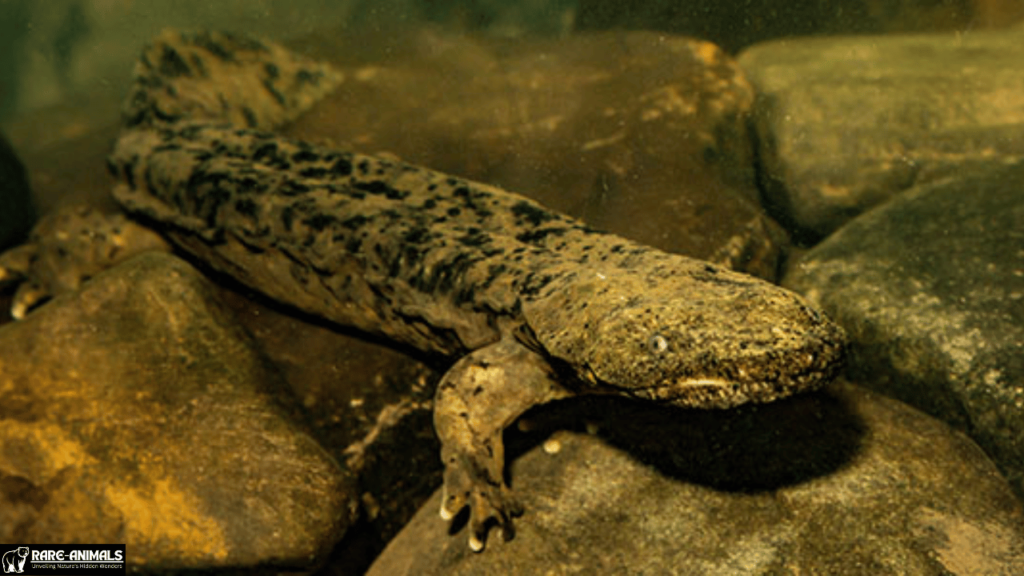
[{"xmin": 507, "ymin": 384, "xmax": 865, "ymax": 493}]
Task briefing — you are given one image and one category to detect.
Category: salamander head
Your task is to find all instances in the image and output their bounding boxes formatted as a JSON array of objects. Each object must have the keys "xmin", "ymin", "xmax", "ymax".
[{"xmin": 522, "ymin": 262, "xmax": 845, "ymax": 408}]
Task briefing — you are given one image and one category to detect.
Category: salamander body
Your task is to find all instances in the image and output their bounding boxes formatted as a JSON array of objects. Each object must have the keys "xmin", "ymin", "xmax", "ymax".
[{"xmin": 40, "ymin": 31, "xmax": 846, "ymax": 551}]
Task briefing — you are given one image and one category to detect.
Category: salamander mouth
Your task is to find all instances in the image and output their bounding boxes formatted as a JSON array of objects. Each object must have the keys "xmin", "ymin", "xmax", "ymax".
[{"xmin": 624, "ymin": 336, "xmax": 846, "ymax": 409}]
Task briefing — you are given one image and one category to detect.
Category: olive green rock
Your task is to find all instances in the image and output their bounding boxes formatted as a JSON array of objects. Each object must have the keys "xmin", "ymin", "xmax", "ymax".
[
  {"xmin": 740, "ymin": 29, "xmax": 1024, "ymax": 241},
  {"xmin": 785, "ymin": 161, "xmax": 1024, "ymax": 500}
]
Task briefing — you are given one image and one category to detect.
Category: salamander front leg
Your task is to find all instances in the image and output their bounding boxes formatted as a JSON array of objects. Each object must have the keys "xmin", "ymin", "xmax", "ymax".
[{"xmin": 434, "ymin": 335, "xmax": 572, "ymax": 552}]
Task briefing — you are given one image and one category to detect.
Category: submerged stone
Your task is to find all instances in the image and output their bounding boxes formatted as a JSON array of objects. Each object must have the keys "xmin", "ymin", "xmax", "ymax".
[
  {"xmin": 289, "ymin": 30, "xmax": 785, "ymax": 279},
  {"xmin": 367, "ymin": 382, "xmax": 1024, "ymax": 575},
  {"xmin": 740, "ymin": 29, "xmax": 1024, "ymax": 241},
  {"xmin": 785, "ymin": 161, "xmax": 1024, "ymax": 498},
  {"xmin": 0, "ymin": 252, "xmax": 355, "ymax": 571}
]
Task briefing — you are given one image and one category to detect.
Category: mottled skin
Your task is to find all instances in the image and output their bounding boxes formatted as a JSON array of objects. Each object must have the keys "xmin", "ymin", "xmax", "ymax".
[{"xmin": 4, "ymin": 31, "xmax": 845, "ymax": 551}]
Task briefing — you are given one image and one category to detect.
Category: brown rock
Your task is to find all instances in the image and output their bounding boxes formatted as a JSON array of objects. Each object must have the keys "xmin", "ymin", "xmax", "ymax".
[
  {"xmin": 216, "ymin": 285, "xmax": 442, "ymax": 545},
  {"xmin": 0, "ymin": 252, "xmax": 355, "ymax": 571},
  {"xmin": 367, "ymin": 382, "xmax": 1024, "ymax": 575},
  {"xmin": 290, "ymin": 29, "xmax": 787, "ymax": 280}
]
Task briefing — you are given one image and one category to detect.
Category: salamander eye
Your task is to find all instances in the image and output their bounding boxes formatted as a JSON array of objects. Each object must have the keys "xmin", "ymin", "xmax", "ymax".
[{"xmin": 648, "ymin": 334, "xmax": 669, "ymax": 354}]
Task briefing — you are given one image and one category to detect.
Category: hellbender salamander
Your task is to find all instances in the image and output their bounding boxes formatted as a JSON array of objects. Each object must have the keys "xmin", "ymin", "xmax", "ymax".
[{"xmin": 22, "ymin": 31, "xmax": 847, "ymax": 551}]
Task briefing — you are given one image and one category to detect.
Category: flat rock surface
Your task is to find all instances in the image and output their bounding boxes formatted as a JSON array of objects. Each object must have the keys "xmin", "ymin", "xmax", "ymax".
[
  {"xmin": 785, "ymin": 161, "xmax": 1024, "ymax": 498},
  {"xmin": 0, "ymin": 252, "xmax": 355, "ymax": 571},
  {"xmin": 739, "ymin": 29, "xmax": 1024, "ymax": 241},
  {"xmin": 368, "ymin": 381, "xmax": 1024, "ymax": 575},
  {"xmin": 292, "ymin": 29, "xmax": 787, "ymax": 280}
]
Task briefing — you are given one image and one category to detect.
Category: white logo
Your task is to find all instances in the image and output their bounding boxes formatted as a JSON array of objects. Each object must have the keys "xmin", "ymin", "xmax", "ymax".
[{"xmin": 1, "ymin": 547, "xmax": 28, "ymax": 574}]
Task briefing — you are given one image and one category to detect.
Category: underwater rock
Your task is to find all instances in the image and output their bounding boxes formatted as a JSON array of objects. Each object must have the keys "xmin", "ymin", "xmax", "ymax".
[
  {"xmin": 0, "ymin": 133, "xmax": 35, "ymax": 250},
  {"xmin": 215, "ymin": 283, "xmax": 443, "ymax": 552},
  {"xmin": 367, "ymin": 382, "xmax": 1024, "ymax": 575},
  {"xmin": 0, "ymin": 252, "xmax": 355, "ymax": 571},
  {"xmin": 0, "ymin": 204, "xmax": 170, "ymax": 320},
  {"xmin": 290, "ymin": 29, "xmax": 786, "ymax": 280},
  {"xmin": 740, "ymin": 28, "xmax": 1024, "ymax": 241},
  {"xmin": 785, "ymin": 161, "xmax": 1024, "ymax": 499},
  {"xmin": 576, "ymin": 0, "xmax": 1023, "ymax": 53}
]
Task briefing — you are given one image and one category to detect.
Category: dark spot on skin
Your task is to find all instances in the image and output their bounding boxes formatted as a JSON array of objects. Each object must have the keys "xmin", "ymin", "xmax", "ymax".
[
  {"xmin": 188, "ymin": 53, "xmax": 208, "ymax": 77},
  {"xmin": 454, "ymin": 286, "xmax": 476, "ymax": 305},
  {"xmin": 179, "ymin": 125, "xmax": 205, "ymax": 140},
  {"xmin": 340, "ymin": 215, "xmax": 369, "ymax": 230},
  {"xmin": 521, "ymin": 272, "xmax": 556, "ymax": 297},
  {"xmin": 447, "ymin": 207, "xmax": 461, "ymax": 217},
  {"xmin": 241, "ymin": 241, "xmax": 265, "ymax": 255},
  {"xmin": 159, "ymin": 46, "xmax": 191, "ymax": 77},
  {"xmin": 264, "ymin": 62, "xmax": 279, "ymax": 78},
  {"xmin": 457, "ymin": 229, "xmax": 489, "ymax": 247},
  {"xmin": 235, "ymin": 198, "xmax": 259, "ymax": 217},
  {"xmin": 330, "ymin": 157, "xmax": 352, "ymax": 176},
  {"xmin": 511, "ymin": 201, "xmax": 555, "ymax": 226},
  {"xmin": 477, "ymin": 263, "xmax": 506, "ymax": 291},
  {"xmin": 424, "ymin": 199, "xmax": 437, "ymax": 209},
  {"xmin": 516, "ymin": 227, "xmax": 567, "ymax": 244},
  {"xmin": 192, "ymin": 32, "xmax": 236, "ymax": 61},
  {"xmin": 354, "ymin": 180, "xmax": 389, "ymax": 195},
  {"xmin": 123, "ymin": 163, "xmax": 136, "ymax": 189},
  {"xmin": 281, "ymin": 181, "xmax": 311, "ymax": 196},
  {"xmin": 146, "ymin": 105, "xmax": 181, "ymax": 125},
  {"xmin": 295, "ymin": 69, "xmax": 320, "ymax": 85},
  {"xmin": 144, "ymin": 165, "xmax": 157, "ymax": 195},
  {"xmin": 404, "ymin": 227, "xmax": 432, "ymax": 244},
  {"xmin": 292, "ymin": 149, "xmax": 319, "ymax": 163},
  {"xmin": 236, "ymin": 176, "xmax": 261, "ymax": 193},
  {"xmin": 304, "ymin": 213, "xmax": 338, "ymax": 232},
  {"xmin": 300, "ymin": 167, "xmax": 328, "ymax": 179},
  {"xmin": 196, "ymin": 186, "xmax": 231, "ymax": 227},
  {"xmin": 434, "ymin": 252, "xmax": 476, "ymax": 293},
  {"xmin": 242, "ymin": 107, "xmax": 258, "ymax": 128},
  {"xmin": 261, "ymin": 79, "xmax": 286, "ymax": 106},
  {"xmin": 402, "ymin": 244, "xmax": 425, "ymax": 268},
  {"xmin": 152, "ymin": 142, "xmax": 182, "ymax": 154},
  {"xmin": 354, "ymin": 180, "xmax": 408, "ymax": 200},
  {"xmin": 252, "ymin": 142, "xmax": 278, "ymax": 163},
  {"xmin": 281, "ymin": 205, "xmax": 296, "ymax": 232}
]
